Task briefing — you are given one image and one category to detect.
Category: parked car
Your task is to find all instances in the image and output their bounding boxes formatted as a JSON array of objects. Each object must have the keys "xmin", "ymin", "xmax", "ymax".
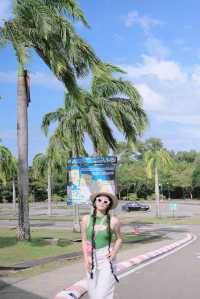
[{"xmin": 122, "ymin": 201, "xmax": 150, "ymax": 212}]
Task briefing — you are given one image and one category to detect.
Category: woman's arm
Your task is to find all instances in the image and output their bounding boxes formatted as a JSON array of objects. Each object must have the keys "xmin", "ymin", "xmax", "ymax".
[
  {"xmin": 81, "ymin": 215, "xmax": 92, "ymax": 272},
  {"xmin": 107, "ymin": 216, "xmax": 123, "ymax": 261}
]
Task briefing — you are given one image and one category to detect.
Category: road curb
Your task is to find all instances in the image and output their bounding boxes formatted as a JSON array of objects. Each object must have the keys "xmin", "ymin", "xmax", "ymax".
[{"xmin": 54, "ymin": 233, "xmax": 193, "ymax": 299}]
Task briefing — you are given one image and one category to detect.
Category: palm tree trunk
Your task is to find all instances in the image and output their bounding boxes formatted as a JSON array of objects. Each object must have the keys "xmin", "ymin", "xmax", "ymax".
[
  {"xmin": 155, "ymin": 166, "xmax": 160, "ymax": 217},
  {"xmin": 17, "ymin": 63, "xmax": 30, "ymax": 241},
  {"xmin": 12, "ymin": 178, "xmax": 16, "ymax": 210},
  {"xmin": 47, "ymin": 166, "xmax": 52, "ymax": 216},
  {"xmin": 73, "ymin": 204, "xmax": 81, "ymax": 232}
]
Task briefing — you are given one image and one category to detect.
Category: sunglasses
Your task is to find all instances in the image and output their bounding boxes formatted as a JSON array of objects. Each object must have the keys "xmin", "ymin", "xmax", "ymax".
[{"xmin": 96, "ymin": 197, "xmax": 110, "ymax": 205}]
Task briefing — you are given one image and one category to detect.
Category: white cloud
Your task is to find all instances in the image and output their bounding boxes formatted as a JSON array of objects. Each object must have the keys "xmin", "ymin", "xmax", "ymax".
[
  {"xmin": 123, "ymin": 10, "xmax": 161, "ymax": 32},
  {"xmin": 158, "ymin": 114, "xmax": 200, "ymax": 126},
  {"xmin": 122, "ymin": 55, "xmax": 187, "ymax": 82},
  {"xmin": 183, "ymin": 128, "xmax": 200, "ymax": 139},
  {"xmin": 135, "ymin": 83, "xmax": 166, "ymax": 112},
  {"xmin": 120, "ymin": 54, "xmax": 200, "ymax": 138},
  {"xmin": 124, "ymin": 11, "xmax": 138, "ymax": 28},
  {"xmin": 0, "ymin": 0, "xmax": 13, "ymax": 26},
  {"xmin": 145, "ymin": 37, "xmax": 171, "ymax": 58},
  {"xmin": 191, "ymin": 66, "xmax": 200, "ymax": 86}
]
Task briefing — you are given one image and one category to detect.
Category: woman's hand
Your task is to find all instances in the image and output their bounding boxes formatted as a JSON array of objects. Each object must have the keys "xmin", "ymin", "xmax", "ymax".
[
  {"xmin": 84, "ymin": 256, "xmax": 92, "ymax": 273},
  {"xmin": 106, "ymin": 249, "xmax": 116, "ymax": 261}
]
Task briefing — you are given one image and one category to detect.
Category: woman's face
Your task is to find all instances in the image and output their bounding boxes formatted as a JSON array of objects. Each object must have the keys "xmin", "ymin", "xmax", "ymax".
[{"xmin": 95, "ymin": 195, "xmax": 111, "ymax": 212}]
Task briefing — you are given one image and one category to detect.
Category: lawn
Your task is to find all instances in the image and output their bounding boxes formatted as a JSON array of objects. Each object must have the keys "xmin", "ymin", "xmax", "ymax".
[
  {"xmin": 0, "ymin": 228, "xmax": 163, "ymax": 266},
  {"xmin": 0, "ymin": 228, "xmax": 82, "ymax": 266}
]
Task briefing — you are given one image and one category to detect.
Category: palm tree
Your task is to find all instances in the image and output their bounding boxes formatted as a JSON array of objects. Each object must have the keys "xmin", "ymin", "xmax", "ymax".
[
  {"xmin": 144, "ymin": 140, "xmax": 174, "ymax": 217},
  {"xmin": 0, "ymin": 145, "xmax": 17, "ymax": 209},
  {"xmin": 32, "ymin": 135, "xmax": 67, "ymax": 216},
  {"xmin": 0, "ymin": 0, "xmax": 102, "ymax": 240},
  {"xmin": 42, "ymin": 64, "xmax": 148, "ymax": 155}
]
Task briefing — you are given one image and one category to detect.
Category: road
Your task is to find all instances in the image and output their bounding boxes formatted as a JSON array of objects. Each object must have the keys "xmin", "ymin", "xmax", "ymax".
[
  {"xmin": 117, "ymin": 226, "xmax": 200, "ymax": 299},
  {"xmin": 1, "ymin": 200, "xmax": 200, "ymax": 217}
]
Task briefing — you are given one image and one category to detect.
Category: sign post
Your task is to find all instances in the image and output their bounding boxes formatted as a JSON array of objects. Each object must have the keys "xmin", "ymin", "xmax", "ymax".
[{"xmin": 66, "ymin": 156, "xmax": 117, "ymax": 231}]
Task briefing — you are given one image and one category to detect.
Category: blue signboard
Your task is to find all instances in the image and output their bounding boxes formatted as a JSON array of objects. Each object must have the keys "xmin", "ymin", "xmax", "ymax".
[{"xmin": 66, "ymin": 156, "xmax": 117, "ymax": 205}]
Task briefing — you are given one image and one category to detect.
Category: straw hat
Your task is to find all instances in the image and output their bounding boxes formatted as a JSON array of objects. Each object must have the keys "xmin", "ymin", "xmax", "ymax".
[{"xmin": 90, "ymin": 192, "xmax": 118, "ymax": 209}]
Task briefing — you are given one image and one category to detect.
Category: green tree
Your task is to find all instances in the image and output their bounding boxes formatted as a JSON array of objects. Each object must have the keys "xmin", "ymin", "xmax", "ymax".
[
  {"xmin": 32, "ymin": 136, "xmax": 67, "ymax": 216},
  {"xmin": 0, "ymin": 145, "xmax": 17, "ymax": 208},
  {"xmin": 0, "ymin": 0, "xmax": 102, "ymax": 240},
  {"xmin": 144, "ymin": 141, "xmax": 174, "ymax": 216}
]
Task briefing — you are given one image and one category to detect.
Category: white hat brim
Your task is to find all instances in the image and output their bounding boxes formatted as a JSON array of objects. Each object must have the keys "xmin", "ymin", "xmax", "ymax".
[{"xmin": 90, "ymin": 192, "xmax": 118, "ymax": 209}]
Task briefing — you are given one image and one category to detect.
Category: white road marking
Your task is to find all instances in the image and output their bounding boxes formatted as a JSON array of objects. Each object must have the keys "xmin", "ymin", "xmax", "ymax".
[{"xmin": 118, "ymin": 234, "xmax": 197, "ymax": 280}]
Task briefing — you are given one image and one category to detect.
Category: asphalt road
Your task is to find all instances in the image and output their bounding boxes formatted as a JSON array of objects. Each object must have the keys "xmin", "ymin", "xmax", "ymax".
[
  {"xmin": 1, "ymin": 200, "xmax": 200, "ymax": 217},
  {"xmin": 115, "ymin": 226, "xmax": 200, "ymax": 299}
]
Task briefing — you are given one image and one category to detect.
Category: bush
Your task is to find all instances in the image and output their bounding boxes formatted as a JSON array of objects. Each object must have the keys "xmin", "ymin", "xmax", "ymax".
[
  {"xmin": 147, "ymin": 193, "xmax": 167, "ymax": 200},
  {"xmin": 127, "ymin": 193, "xmax": 138, "ymax": 201},
  {"xmin": 147, "ymin": 193, "xmax": 155, "ymax": 200},
  {"xmin": 51, "ymin": 194, "xmax": 65, "ymax": 202}
]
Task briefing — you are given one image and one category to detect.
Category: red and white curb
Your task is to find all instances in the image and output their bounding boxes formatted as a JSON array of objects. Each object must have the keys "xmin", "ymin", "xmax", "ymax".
[{"xmin": 54, "ymin": 233, "xmax": 193, "ymax": 299}]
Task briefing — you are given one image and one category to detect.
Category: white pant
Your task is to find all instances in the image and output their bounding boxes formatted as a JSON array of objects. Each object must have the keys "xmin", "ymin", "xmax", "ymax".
[{"xmin": 87, "ymin": 246, "xmax": 116, "ymax": 299}]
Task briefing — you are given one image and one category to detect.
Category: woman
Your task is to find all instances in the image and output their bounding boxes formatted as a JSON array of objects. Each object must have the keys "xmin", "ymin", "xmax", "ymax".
[{"xmin": 81, "ymin": 192, "xmax": 122, "ymax": 299}]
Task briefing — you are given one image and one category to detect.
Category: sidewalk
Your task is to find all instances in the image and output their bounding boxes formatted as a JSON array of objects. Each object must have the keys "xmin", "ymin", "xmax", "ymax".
[{"xmin": 0, "ymin": 231, "xmax": 186, "ymax": 299}]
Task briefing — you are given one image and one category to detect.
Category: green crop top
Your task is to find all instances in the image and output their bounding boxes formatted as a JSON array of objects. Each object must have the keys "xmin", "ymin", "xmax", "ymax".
[{"xmin": 86, "ymin": 215, "xmax": 113, "ymax": 249}]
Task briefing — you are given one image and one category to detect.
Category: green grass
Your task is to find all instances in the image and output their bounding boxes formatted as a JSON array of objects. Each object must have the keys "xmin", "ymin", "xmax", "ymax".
[
  {"xmin": 0, "ymin": 228, "xmax": 164, "ymax": 267},
  {"xmin": 0, "ymin": 228, "xmax": 82, "ymax": 266}
]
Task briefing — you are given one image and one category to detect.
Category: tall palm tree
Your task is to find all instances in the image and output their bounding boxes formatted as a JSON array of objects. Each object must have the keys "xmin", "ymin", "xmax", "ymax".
[
  {"xmin": 32, "ymin": 135, "xmax": 67, "ymax": 216},
  {"xmin": 42, "ymin": 64, "xmax": 148, "ymax": 155},
  {"xmin": 0, "ymin": 145, "xmax": 17, "ymax": 209},
  {"xmin": 144, "ymin": 141, "xmax": 174, "ymax": 217},
  {"xmin": 0, "ymin": 0, "xmax": 102, "ymax": 240}
]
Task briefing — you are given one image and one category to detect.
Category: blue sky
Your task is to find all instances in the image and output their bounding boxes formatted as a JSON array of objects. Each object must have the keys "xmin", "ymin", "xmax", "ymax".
[{"xmin": 1, "ymin": 0, "xmax": 200, "ymax": 164}]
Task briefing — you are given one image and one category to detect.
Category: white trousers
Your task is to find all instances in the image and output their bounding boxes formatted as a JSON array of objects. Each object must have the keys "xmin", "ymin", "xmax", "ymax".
[{"xmin": 87, "ymin": 246, "xmax": 116, "ymax": 299}]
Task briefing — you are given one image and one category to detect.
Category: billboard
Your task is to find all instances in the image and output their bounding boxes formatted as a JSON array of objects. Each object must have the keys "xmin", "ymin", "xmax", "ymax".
[{"xmin": 66, "ymin": 156, "xmax": 117, "ymax": 205}]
